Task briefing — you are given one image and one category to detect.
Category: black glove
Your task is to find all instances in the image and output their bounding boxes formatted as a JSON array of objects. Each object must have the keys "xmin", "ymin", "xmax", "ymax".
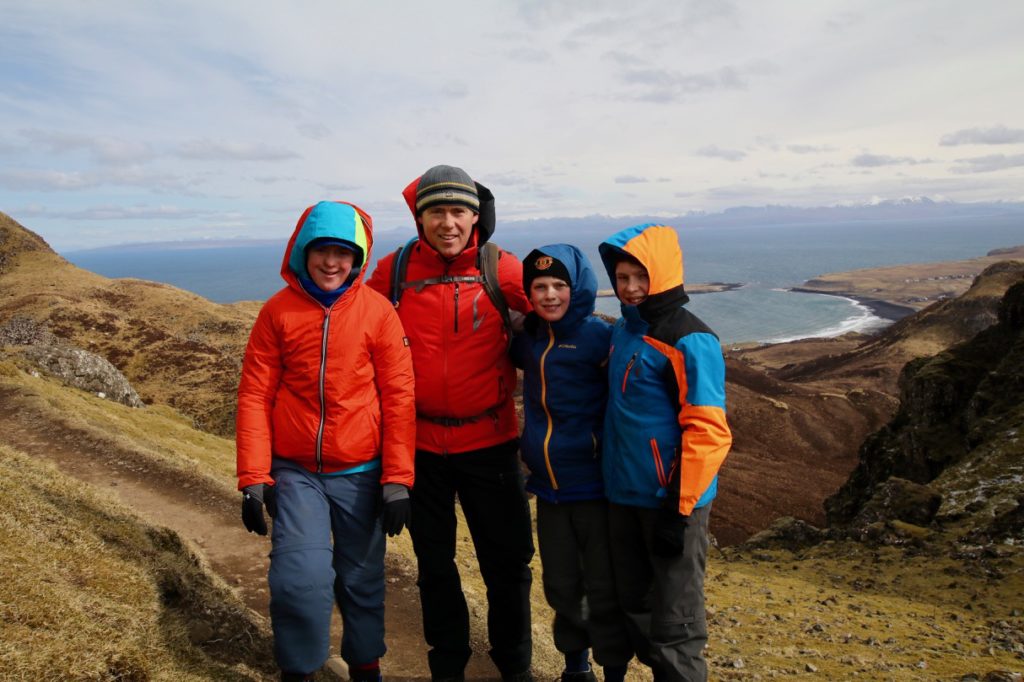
[
  {"xmin": 652, "ymin": 507, "xmax": 688, "ymax": 558},
  {"xmin": 380, "ymin": 483, "xmax": 411, "ymax": 537},
  {"xmin": 241, "ymin": 483, "xmax": 276, "ymax": 536}
]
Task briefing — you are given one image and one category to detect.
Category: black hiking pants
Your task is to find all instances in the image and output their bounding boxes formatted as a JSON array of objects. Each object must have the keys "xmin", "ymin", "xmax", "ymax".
[{"xmin": 410, "ymin": 441, "xmax": 535, "ymax": 679}]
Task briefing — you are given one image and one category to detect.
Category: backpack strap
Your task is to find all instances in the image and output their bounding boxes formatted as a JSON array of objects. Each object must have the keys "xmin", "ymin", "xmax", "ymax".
[
  {"xmin": 477, "ymin": 242, "xmax": 513, "ymax": 335},
  {"xmin": 389, "ymin": 237, "xmax": 512, "ymax": 339},
  {"xmin": 389, "ymin": 236, "xmax": 420, "ymax": 306}
]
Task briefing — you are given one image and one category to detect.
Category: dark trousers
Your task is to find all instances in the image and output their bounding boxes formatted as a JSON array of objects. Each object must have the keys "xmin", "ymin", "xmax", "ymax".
[
  {"xmin": 608, "ymin": 503, "xmax": 711, "ymax": 682},
  {"xmin": 410, "ymin": 441, "xmax": 535, "ymax": 679},
  {"xmin": 536, "ymin": 499, "xmax": 632, "ymax": 667}
]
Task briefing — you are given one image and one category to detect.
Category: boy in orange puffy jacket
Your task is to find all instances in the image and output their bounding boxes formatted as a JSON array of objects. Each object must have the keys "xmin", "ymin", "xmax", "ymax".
[{"xmin": 236, "ymin": 200, "xmax": 416, "ymax": 682}]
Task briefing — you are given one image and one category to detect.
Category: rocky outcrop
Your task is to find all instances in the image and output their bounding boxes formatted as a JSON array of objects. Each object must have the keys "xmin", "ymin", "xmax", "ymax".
[
  {"xmin": 826, "ymin": 278, "xmax": 1024, "ymax": 540},
  {"xmin": 3, "ymin": 317, "xmax": 145, "ymax": 408},
  {"xmin": 741, "ymin": 516, "xmax": 826, "ymax": 551},
  {"xmin": 20, "ymin": 343, "xmax": 145, "ymax": 408},
  {"xmin": 853, "ymin": 477, "xmax": 942, "ymax": 527}
]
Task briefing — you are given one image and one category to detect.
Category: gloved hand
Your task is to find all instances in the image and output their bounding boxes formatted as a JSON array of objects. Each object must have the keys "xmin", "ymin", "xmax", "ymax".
[
  {"xmin": 652, "ymin": 507, "xmax": 688, "ymax": 558},
  {"xmin": 381, "ymin": 483, "xmax": 411, "ymax": 537},
  {"xmin": 241, "ymin": 483, "xmax": 277, "ymax": 536}
]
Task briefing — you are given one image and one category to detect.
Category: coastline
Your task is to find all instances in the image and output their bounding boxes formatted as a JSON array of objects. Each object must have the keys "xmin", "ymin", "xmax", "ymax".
[
  {"xmin": 596, "ymin": 281, "xmax": 743, "ymax": 297},
  {"xmin": 789, "ymin": 288, "xmax": 918, "ymax": 322}
]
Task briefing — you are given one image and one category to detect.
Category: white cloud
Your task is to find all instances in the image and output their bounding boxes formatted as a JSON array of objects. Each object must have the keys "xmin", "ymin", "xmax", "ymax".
[
  {"xmin": 615, "ymin": 175, "xmax": 649, "ymax": 184},
  {"xmin": 40, "ymin": 205, "xmax": 213, "ymax": 221},
  {"xmin": 1, "ymin": 1, "xmax": 1022, "ymax": 248},
  {"xmin": 697, "ymin": 145, "xmax": 747, "ymax": 161},
  {"xmin": 0, "ymin": 169, "xmax": 97, "ymax": 191},
  {"xmin": 951, "ymin": 153, "xmax": 1024, "ymax": 173},
  {"xmin": 940, "ymin": 125, "xmax": 1024, "ymax": 146},
  {"xmin": 851, "ymin": 153, "xmax": 927, "ymax": 167},
  {"xmin": 19, "ymin": 129, "xmax": 156, "ymax": 165},
  {"xmin": 787, "ymin": 144, "xmax": 835, "ymax": 154},
  {"xmin": 296, "ymin": 123, "xmax": 331, "ymax": 140},
  {"xmin": 175, "ymin": 139, "xmax": 301, "ymax": 162}
]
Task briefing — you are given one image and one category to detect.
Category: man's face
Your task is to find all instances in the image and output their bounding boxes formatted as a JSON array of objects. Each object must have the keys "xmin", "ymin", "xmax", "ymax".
[
  {"xmin": 420, "ymin": 205, "xmax": 478, "ymax": 259},
  {"xmin": 306, "ymin": 243, "xmax": 355, "ymax": 291},
  {"xmin": 614, "ymin": 259, "xmax": 650, "ymax": 306},
  {"xmin": 529, "ymin": 276, "xmax": 571, "ymax": 322}
]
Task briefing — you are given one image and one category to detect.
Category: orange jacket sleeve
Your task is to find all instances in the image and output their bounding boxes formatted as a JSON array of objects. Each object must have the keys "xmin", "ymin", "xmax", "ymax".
[
  {"xmin": 235, "ymin": 305, "xmax": 283, "ymax": 490},
  {"xmin": 646, "ymin": 334, "xmax": 732, "ymax": 515},
  {"xmin": 371, "ymin": 303, "xmax": 417, "ymax": 487}
]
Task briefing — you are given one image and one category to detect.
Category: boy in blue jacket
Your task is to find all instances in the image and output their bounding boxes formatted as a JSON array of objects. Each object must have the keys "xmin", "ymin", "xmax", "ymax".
[
  {"xmin": 510, "ymin": 244, "xmax": 632, "ymax": 682},
  {"xmin": 598, "ymin": 224, "xmax": 732, "ymax": 682}
]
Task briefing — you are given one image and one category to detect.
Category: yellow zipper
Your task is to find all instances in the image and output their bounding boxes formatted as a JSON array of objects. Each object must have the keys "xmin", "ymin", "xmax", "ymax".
[{"xmin": 540, "ymin": 326, "xmax": 558, "ymax": 490}]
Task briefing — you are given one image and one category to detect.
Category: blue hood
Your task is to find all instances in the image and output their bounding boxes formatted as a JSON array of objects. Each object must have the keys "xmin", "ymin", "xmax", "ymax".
[{"xmin": 525, "ymin": 243, "xmax": 598, "ymax": 333}]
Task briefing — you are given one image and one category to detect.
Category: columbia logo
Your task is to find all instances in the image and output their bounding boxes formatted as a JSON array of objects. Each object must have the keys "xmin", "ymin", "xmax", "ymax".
[{"xmin": 558, "ymin": 344, "xmax": 577, "ymax": 349}]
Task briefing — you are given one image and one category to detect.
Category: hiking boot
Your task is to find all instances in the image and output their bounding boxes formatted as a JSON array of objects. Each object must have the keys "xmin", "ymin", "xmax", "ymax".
[{"xmin": 560, "ymin": 669, "xmax": 597, "ymax": 682}]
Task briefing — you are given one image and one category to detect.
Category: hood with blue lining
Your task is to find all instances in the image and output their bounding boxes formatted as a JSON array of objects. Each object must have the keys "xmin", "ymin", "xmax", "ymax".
[
  {"xmin": 281, "ymin": 201, "xmax": 372, "ymax": 293},
  {"xmin": 522, "ymin": 243, "xmax": 598, "ymax": 333}
]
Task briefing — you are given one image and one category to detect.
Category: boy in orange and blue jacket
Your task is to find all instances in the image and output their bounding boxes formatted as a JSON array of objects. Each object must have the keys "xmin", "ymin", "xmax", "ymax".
[
  {"xmin": 598, "ymin": 224, "xmax": 732, "ymax": 682},
  {"xmin": 236, "ymin": 200, "xmax": 415, "ymax": 682}
]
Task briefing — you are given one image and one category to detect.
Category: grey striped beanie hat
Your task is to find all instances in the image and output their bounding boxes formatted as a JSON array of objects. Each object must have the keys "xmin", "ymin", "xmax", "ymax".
[{"xmin": 415, "ymin": 164, "xmax": 480, "ymax": 214}]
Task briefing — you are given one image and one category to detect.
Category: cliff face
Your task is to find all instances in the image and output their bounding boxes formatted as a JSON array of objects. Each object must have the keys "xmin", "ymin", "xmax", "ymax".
[{"xmin": 826, "ymin": 278, "xmax": 1024, "ymax": 541}]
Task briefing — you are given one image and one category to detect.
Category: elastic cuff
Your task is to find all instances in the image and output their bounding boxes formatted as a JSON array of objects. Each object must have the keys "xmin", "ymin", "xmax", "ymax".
[{"xmin": 382, "ymin": 482, "xmax": 410, "ymax": 503}]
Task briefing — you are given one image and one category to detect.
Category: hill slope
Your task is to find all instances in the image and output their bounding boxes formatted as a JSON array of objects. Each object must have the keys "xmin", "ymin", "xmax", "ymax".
[
  {"xmin": 0, "ymin": 211, "xmax": 259, "ymax": 436},
  {"xmin": 826, "ymin": 278, "xmax": 1024, "ymax": 541}
]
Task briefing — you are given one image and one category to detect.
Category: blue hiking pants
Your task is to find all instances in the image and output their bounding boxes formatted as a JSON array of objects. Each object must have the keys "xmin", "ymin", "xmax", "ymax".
[{"xmin": 268, "ymin": 458, "xmax": 386, "ymax": 675}]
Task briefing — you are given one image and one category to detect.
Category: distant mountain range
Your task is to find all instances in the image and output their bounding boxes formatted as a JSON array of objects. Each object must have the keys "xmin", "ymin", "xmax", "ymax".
[
  {"xmin": 497, "ymin": 198, "xmax": 1024, "ymax": 236},
  {"xmin": 65, "ymin": 198, "xmax": 1024, "ymax": 254}
]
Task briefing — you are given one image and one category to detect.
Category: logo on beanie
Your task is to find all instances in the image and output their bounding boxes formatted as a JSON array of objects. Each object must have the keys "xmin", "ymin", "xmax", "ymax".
[{"xmin": 534, "ymin": 255, "xmax": 554, "ymax": 270}]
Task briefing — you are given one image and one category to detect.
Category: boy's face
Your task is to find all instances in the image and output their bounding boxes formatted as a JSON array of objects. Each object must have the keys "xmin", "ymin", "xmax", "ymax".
[
  {"xmin": 306, "ymin": 243, "xmax": 356, "ymax": 291},
  {"xmin": 420, "ymin": 204, "xmax": 479, "ymax": 259},
  {"xmin": 614, "ymin": 259, "xmax": 650, "ymax": 306},
  {"xmin": 529, "ymin": 276, "xmax": 571, "ymax": 322}
]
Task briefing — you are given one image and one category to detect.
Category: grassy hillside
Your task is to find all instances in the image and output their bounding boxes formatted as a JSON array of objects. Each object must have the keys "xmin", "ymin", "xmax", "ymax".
[
  {"xmin": 0, "ymin": 443, "xmax": 273, "ymax": 680},
  {"xmin": 0, "ymin": 211, "xmax": 260, "ymax": 437}
]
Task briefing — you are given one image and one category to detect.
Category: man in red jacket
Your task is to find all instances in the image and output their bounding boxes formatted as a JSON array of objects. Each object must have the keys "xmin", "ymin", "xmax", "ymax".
[{"xmin": 367, "ymin": 165, "xmax": 535, "ymax": 682}]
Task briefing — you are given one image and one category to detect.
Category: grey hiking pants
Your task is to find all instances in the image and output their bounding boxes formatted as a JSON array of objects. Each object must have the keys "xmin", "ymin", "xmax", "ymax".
[
  {"xmin": 268, "ymin": 458, "xmax": 386, "ymax": 675},
  {"xmin": 536, "ymin": 498, "xmax": 633, "ymax": 667},
  {"xmin": 608, "ymin": 503, "xmax": 711, "ymax": 682}
]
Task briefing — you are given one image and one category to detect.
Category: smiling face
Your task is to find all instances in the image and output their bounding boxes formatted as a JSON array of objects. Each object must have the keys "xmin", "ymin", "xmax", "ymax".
[
  {"xmin": 420, "ymin": 204, "xmax": 479, "ymax": 259},
  {"xmin": 306, "ymin": 243, "xmax": 356, "ymax": 291},
  {"xmin": 529, "ymin": 276, "xmax": 571, "ymax": 322},
  {"xmin": 614, "ymin": 258, "xmax": 650, "ymax": 306}
]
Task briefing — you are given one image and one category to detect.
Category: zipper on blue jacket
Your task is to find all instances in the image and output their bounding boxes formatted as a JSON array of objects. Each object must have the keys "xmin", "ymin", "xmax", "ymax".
[
  {"xmin": 621, "ymin": 351, "xmax": 638, "ymax": 394},
  {"xmin": 540, "ymin": 326, "xmax": 558, "ymax": 490},
  {"xmin": 315, "ymin": 311, "xmax": 330, "ymax": 472}
]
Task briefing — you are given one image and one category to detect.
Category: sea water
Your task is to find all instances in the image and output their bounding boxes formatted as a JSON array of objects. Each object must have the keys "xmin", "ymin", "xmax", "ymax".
[{"xmin": 65, "ymin": 216, "xmax": 1024, "ymax": 345}]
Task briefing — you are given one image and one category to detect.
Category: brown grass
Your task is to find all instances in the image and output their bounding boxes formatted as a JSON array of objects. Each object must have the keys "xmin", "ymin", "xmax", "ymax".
[{"xmin": 0, "ymin": 444, "xmax": 274, "ymax": 680}]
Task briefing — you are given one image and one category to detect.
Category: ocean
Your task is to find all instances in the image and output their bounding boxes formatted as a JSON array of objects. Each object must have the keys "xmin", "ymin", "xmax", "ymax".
[{"xmin": 65, "ymin": 215, "xmax": 1024, "ymax": 345}]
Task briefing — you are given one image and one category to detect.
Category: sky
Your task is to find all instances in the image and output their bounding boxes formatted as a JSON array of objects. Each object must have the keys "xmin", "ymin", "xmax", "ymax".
[{"xmin": 1, "ymin": 0, "xmax": 1023, "ymax": 251}]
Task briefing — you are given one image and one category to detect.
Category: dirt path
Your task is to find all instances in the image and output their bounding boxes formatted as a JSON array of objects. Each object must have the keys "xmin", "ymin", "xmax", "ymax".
[{"xmin": 0, "ymin": 390, "xmax": 501, "ymax": 681}]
